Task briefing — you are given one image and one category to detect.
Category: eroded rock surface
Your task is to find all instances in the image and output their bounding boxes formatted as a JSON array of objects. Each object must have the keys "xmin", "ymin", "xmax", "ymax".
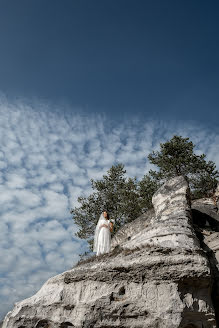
[
  {"xmin": 191, "ymin": 195, "xmax": 219, "ymax": 326},
  {"xmin": 2, "ymin": 176, "xmax": 219, "ymax": 328}
]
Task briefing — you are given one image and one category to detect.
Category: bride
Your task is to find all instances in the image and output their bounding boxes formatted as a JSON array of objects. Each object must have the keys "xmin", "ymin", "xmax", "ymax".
[{"xmin": 93, "ymin": 210, "xmax": 113, "ymax": 256}]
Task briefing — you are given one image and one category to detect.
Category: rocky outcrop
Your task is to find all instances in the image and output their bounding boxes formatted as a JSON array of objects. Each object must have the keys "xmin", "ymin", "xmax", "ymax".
[
  {"xmin": 191, "ymin": 196, "xmax": 219, "ymax": 261},
  {"xmin": 191, "ymin": 195, "xmax": 219, "ymax": 326},
  {"xmin": 2, "ymin": 176, "xmax": 219, "ymax": 328},
  {"xmin": 111, "ymin": 176, "xmax": 200, "ymax": 251}
]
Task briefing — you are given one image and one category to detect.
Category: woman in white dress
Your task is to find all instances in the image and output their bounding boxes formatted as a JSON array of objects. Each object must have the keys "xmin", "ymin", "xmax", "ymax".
[{"xmin": 93, "ymin": 210, "xmax": 113, "ymax": 256}]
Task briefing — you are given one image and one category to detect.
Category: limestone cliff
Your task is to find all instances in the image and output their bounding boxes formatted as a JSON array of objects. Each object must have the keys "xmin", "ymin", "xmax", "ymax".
[{"xmin": 2, "ymin": 176, "xmax": 219, "ymax": 328}]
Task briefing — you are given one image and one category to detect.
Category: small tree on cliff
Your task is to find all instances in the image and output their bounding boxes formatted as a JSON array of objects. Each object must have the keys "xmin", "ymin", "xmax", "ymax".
[
  {"xmin": 148, "ymin": 135, "xmax": 219, "ymax": 199},
  {"xmin": 70, "ymin": 163, "xmax": 145, "ymax": 252}
]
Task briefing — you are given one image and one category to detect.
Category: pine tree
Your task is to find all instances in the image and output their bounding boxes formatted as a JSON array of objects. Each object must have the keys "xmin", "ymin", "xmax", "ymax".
[
  {"xmin": 137, "ymin": 173, "xmax": 161, "ymax": 211},
  {"xmin": 148, "ymin": 135, "xmax": 219, "ymax": 198},
  {"xmin": 70, "ymin": 163, "xmax": 144, "ymax": 252}
]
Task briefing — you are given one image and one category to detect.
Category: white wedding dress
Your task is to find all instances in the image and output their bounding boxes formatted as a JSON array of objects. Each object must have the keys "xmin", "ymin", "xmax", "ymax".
[{"xmin": 93, "ymin": 213, "xmax": 111, "ymax": 256}]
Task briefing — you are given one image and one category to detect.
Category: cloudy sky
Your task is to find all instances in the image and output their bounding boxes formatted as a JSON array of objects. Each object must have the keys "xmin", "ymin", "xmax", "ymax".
[{"xmin": 0, "ymin": 0, "xmax": 219, "ymax": 321}]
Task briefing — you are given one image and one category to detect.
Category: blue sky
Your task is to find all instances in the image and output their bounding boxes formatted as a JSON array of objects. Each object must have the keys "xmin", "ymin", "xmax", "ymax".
[
  {"xmin": 0, "ymin": 0, "xmax": 219, "ymax": 321},
  {"xmin": 0, "ymin": 0, "xmax": 219, "ymax": 126}
]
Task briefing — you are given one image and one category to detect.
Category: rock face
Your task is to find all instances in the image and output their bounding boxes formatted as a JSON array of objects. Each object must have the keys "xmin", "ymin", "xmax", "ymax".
[
  {"xmin": 111, "ymin": 176, "xmax": 200, "ymax": 252},
  {"xmin": 191, "ymin": 197, "xmax": 219, "ymax": 261},
  {"xmin": 2, "ymin": 176, "xmax": 219, "ymax": 328},
  {"xmin": 191, "ymin": 196, "xmax": 219, "ymax": 326}
]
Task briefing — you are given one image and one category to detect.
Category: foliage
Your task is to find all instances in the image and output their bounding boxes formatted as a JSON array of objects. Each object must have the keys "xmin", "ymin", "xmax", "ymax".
[
  {"xmin": 70, "ymin": 163, "xmax": 151, "ymax": 252},
  {"xmin": 148, "ymin": 135, "xmax": 219, "ymax": 198},
  {"xmin": 137, "ymin": 173, "xmax": 161, "ymax": 211}
]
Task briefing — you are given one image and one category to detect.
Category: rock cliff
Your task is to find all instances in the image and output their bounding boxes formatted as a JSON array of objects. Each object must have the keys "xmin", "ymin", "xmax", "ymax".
[{"xmin": 2, "ymin": 176, "xmax": 219, "ymax": 328}]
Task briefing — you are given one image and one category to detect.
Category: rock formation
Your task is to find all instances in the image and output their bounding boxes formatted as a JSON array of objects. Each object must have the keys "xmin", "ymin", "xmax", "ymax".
[
  {"xmin": 191, "ymin": 194, "xmax": 219, "ymax": 326},
  {"xmin": 2, "ymin": 176, "xmax": 219, "ymax": 328}
]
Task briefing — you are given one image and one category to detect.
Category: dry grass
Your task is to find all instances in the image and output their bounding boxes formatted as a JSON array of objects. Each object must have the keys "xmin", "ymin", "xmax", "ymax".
[
  {"xmin": 74, "ymin": 245, "xmax": 123, "ymax": 267},
  {"xmin": 74, "ymin": 243, "xmax": 164, "ymax": 268}
]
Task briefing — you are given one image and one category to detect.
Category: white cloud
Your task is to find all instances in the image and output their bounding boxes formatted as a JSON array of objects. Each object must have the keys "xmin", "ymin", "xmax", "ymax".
[
  {"xmin": 0, "ymin": 96, "xmax": 218, "ymax": 321},
  {"xmin": 49, "ymin": 182, "xmax": 64, "ymax": 192}
]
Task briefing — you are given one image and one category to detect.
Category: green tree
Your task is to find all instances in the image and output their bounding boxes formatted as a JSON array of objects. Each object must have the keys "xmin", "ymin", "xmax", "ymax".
[
  {"xmin": 137, "ymin": 173, "xmax": 161, "ymax": 211},
  {"xmin": 148, "ymin": 135, "xmax": 219, "ymax": 198},
  {"xmin": 70, "ymin": 163, "xmax": 145, "ymax": 252}
]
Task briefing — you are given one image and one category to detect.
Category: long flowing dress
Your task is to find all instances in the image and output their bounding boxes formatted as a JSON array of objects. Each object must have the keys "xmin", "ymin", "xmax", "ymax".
[{"xmin": 93, "ymin": 214, "xmax": 111, "ymax": 256}]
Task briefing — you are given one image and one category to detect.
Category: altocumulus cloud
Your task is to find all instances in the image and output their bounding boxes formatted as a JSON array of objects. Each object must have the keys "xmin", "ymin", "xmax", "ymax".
[{"xmin": 0, "ymin": 96, "xmax": 219, "ymax": 320}]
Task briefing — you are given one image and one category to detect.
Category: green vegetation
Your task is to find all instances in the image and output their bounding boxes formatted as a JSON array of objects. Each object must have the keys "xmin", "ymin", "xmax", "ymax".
[
  {"xmin": 148, "ymin": 135, "xmax": 219, "ymax": 199},
  {"xmin": 70, "ymin": 163, "xmax": 153, "ymax": 252}
]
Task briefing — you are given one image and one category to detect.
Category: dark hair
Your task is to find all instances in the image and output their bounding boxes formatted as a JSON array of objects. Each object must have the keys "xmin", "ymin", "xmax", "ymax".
[{"xmin": 103, "ymin": 210, "xmax": 110, "ymax": 220}]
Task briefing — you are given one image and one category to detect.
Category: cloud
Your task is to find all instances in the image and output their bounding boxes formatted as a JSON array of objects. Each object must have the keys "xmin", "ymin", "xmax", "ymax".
[{"xmin": 0, "ymin": 96, "xmax": 218, "ymax": 320}]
